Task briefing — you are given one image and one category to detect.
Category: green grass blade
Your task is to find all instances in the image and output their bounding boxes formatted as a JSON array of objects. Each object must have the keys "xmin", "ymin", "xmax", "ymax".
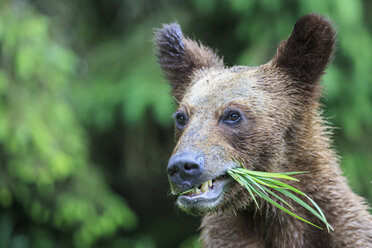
[
  {"xmin": 180, "ymin": 187, "xmax": 197, "ymax": 195},
  {"xmin": 278, "ymin": 171, "xmax": 309, "ymax": 176},
  {"xmin": 276, "ymin": 189, "xmax": 333, "ymax": 232},
  {"xmin": 250, "ymin": 176, "xmax": 285, "ymax": 189},
  {"xmin": 261, "ymin": 186, "xmax": 295, "ymax": 210},
  {"xmin": 227, "ymin": 171, "xmax": 259, "ymax": 208},
  {"xmin": 304, "ymin": 194, "xmax": 334, "ymax": 232},
  {"xmin": 275, "ymin": 189, "xmax": 324, "ymax": 221},
  {"xmin": 244, "ymin": 183, "xmax": 261, "ymax": 207},
  {"xmin": 258, "ymin": 177, "xmax": 333, "ymax": 231},
  {"xmin": 247, "ymin": 183, "xmax": 323, "ymax": 230},
  {"xmin": 259, "ymin": 177, "xmax": 305, "ymax": 195},
  {"xmin": 230, "ymin": 168, "xmax": 299, "ymax": 181},
  {"xmin": 227, "ymin": 170, "xmax": 245, "ymax": 187},
  {"xmin": 243, "ymin": 179, "xmax": 260, "ymax": 208},
  {"xmin": 228, "ymin": 167, "xmax": 332, "ymax": 231},
  {"xmin": 242, "ymin": 175, "xmax": 270, "ymax": 196}
]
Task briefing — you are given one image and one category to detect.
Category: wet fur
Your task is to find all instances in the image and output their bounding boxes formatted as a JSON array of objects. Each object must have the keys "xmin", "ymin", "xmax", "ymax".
[{"xmin": 155, "ymin": 14, "xmax": 372, "ymax": 247}]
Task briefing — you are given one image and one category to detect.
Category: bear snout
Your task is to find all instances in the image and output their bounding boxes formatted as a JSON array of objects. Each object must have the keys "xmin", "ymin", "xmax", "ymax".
[{"xmin": 167, "ymin": 151, "xmax": 204, "ymax": 190}]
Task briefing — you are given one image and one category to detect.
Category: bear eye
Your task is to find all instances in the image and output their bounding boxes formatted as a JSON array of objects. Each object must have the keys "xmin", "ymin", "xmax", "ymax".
[
  {"xmin": 223, "ymin": 111, "xmax": 242, "ymax": 125},
  {"xmin": 173, "ymin": 112, "xmax": 188, "ymax": 129}
]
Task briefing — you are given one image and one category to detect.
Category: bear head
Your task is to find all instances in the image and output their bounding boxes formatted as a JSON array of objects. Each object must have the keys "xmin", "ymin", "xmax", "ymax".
[{"xmin": 155, "ymin": 14, "xmax": 336, "ymax": 216}]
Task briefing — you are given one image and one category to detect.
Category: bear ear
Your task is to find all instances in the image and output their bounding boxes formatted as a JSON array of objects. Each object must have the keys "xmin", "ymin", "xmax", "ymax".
[
  {"xmin": 155, "ymin": 23, "xmax": 223, "ymax": 102},
  {"xmin": 271, "ymin": 14, "xmax": 336, "ymax": 97}
]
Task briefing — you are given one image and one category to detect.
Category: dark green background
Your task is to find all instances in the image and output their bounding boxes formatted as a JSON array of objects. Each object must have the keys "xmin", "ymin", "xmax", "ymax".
[{"xmin": 0, "ymin": 0, "xmax": 371, "ymax": 247}]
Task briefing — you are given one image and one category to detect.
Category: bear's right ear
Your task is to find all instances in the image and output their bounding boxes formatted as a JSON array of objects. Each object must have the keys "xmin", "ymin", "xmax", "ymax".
[
  {"xmin": 155, "ymin": 23, "xmax": 223, "ymax": 102},
  {"xmin": 271, "ymin": 14, "xmax": 336, "ymax": 98}
]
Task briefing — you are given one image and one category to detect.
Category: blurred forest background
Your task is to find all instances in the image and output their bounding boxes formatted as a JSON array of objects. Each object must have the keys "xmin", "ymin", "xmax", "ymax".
[{"xmin": 0, "ymin": 0, "xmax": 371, "ymax": 247}]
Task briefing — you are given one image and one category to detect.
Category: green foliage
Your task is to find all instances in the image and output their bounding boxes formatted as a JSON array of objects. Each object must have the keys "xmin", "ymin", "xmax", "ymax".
[
  {"xmin": 179, "ymin": 234, "xmax": 202, "ymax": 248},
  {"xmin": 0, "ymin": 2, "xmax": 136, "ymax": 247},
  {"xmin": 74, "ymin": 29, "xmax": 175, "ymax": 129}
]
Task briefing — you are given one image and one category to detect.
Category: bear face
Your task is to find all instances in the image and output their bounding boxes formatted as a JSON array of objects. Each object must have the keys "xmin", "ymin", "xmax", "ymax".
[
  {"xmin": 167, "ymin": 66, "xmax": 299, "ymax": 216},
  {"xmin": 155, "ymin": 14, "xmax": 336, "ymax": 216}
]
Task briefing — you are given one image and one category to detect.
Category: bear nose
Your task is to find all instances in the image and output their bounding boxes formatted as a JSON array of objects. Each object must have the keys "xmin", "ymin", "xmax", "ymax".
[{"xmin": 166, "ymin": 152, "xmax": 204, "ymax": 187}]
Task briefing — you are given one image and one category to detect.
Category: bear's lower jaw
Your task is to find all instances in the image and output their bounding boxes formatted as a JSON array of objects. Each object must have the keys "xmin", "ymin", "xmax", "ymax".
[{"xmin": 176, "ymin": 177, "xmax": 233, "ymax": 216}]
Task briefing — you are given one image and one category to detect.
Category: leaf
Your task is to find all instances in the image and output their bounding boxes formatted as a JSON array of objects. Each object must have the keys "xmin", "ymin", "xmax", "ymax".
[
  {"xmin": 249, "ymin": 184, "xmax": 323, "ymax": 230},
  {"xmin": 180, "ymin": 187, "xmax": 197, "ymax": 195},
  {"xmin": 227, "ymin": 171, "xmax": 259, "ymax": 207},
  {"xmin": 230, "ymin": 168, "xmax": 300, "ymax": 181}
]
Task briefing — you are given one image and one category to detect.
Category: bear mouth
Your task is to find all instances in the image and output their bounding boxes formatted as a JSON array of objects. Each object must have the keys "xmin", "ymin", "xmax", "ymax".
[{"xmin": 176, "ymin": 174, "xmax": 232, "ymax": 214}]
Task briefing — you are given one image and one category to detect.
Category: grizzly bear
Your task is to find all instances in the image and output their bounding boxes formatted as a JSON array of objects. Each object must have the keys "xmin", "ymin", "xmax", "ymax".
[{"xmin": 155, "ymin": 14, "xmax": 372, "ymax": 248}]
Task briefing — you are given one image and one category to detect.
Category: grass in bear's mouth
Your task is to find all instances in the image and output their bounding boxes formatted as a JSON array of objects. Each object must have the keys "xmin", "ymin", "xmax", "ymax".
[{"xmin": 227, "ymin": 167, "xmax": 333, "ymax": 232}]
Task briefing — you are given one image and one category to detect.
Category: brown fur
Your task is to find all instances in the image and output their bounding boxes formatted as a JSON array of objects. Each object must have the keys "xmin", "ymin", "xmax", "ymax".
[
  {"xmin": 155, "ymin": 23, "xmax": 223, "ymax": 102},
  {"xmin": 155, "ymin": 14, "xmax": 372, "ymax": 247}
]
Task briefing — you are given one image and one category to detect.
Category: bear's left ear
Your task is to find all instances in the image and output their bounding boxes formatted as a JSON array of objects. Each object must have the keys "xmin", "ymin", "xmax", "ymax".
[
  {"xmin": 155, "ymin": 23, "xmax": 223, "ymax": 102},
  {"xmin": 271, "ymin": 14, "xmax": 336, "ymax": 97}
]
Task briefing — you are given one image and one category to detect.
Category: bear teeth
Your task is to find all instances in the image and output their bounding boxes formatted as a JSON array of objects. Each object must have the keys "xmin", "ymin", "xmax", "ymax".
[
  {"xmin": 197, "ymin": 179, "xmax": 213, "ymax": 194},
  {"xmin": 201, "ymin": 181, "xmax": 210, "ymax": 193},
  {"xmin": 185, "ymin": 179, "xmax": 213, "ymax": 196}
]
